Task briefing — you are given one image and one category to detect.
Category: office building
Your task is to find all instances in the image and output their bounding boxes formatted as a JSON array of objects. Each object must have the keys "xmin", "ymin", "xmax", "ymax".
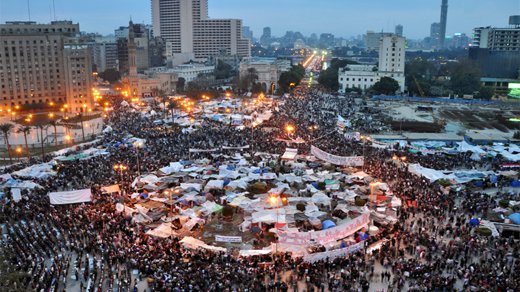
[
  {"xmin": 151, "ymin": 0, "xmax": 250, "ymax": 65},
  {"xmin": 242, "ymin": 26, "xmax": 253, "ymax": 42},
  {"xmin": 92, "ymin": 42, "xmax": 118, "ymax": 72},
  {"xmin": 395, "ymin": 25, "xmax": 403, "ymax": 37},
  {"xmin": 260, "ymin": 27, "xmax": 271, "ymax": 47},
  {"xmin": 319, "ymin": 33, "xmax": 335, "ymax": 48},
  {"xmin": 470, "ymin": 16, "xmax": 520, "ymax": 79},
  {"xmin": 364, "ymin": 31, "xmax": 394, "ymax": 51},
  {"xmin": 339, "ymin": 35, "xmax": 406, "ymax": 93},
  {"xmin": 0, "ymin": 21, "xmax": 93, "ymax": 112}
]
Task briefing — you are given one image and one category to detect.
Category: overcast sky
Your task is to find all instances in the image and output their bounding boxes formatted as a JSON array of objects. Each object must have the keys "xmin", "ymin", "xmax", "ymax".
[{"xmin": 0, "ymin": 0, "xmax": 518, "ymax": 39}]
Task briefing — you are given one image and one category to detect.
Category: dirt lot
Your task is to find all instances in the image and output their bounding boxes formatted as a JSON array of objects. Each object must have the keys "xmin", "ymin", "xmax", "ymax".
[{"xmin": 440, "ymin": 109, "xmax": 520, "ymax": 132}]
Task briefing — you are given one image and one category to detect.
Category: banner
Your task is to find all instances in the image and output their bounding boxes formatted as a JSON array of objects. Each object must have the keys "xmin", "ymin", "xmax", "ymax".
[
  {"xmin": 222, "ymin": 145, "xmax": 250, "ymax": 150},
  {"xmin": 303, "ymin": 242, "xmax": 363, "ymax": 263},
  {"xmin": 215, "ymin": 235, "xmax": 243, "ymax": 243},
  {"xmin": 337, "ymin": 115, "xmax": 351, "ymax": 130},
  {"xmin": 344, "ymin": 132, "xmax": 361, "ymax": 141},
  {"xmin": 189, "ymin": 148, "xmax": 219, "ymax": 153},
  {"xmin": 311, "ymin": 146, "xmax": 364, "ymax": 167},
  {"xmin": 278, "ymin": 212, "xmax": 370, "ymax": 246},
  {"xmin": 48, "ymin": 189, "xmax": 92, "ymax": 205}
]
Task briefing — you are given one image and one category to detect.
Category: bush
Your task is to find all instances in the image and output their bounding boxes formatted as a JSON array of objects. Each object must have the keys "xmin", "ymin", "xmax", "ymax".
[
  {"xmin": 222, "ymin": 205, "xmax": 234, "ymax": 219},
  {"xmin": 499, "ymin": 199, "xmax": 509, "ymax": 208},
  {"xmin": 355, "ymin": 196, "xmax": 367, "ymax": 207},
  {"xmin": 247, "ymin": 182, "xmax": 269, "ymax": 194},
  {"xmin": 476, "ymin": 227, "xmax": 492, "ymax": 237}
]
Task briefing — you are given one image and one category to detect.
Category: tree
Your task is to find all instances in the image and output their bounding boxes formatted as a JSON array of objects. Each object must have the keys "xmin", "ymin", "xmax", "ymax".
[
  {"xmin": 318, "ymin": 58, "xmax": 358, "ymax": 90},
  {"xmin": 35, "ymin": 124, "xmax": 46, "ymax": 160},
  {"xmin": 450, "ymin": 59, "xmax": 481, "ymax": 96},
  {"xmin": 176, "ymin": 77, "xmax": 186, "ymax": 92},
  {"xmin": 476, "ymin": 86, "xmax": 495, "ymax": 100},
  {"xmin": 167, "ymin": 100, "xmax": 177, "ymax": 121},
  {"xmin": 278, "ymin": 65, "xmax": 306, "ymax": 93},
  {"xmin": 372, "ymin": 77, "xmax": 400, "ymax": 95},
  {"xmin": 245, "ymin": 68, "xmax": 259, "ymax": 90},
  {"xmin": 99, "ymin": 68, "xmax": 121, "ymax": 83},
  {"xmin": 215, "ymin": 60, "xmax": 233, "ymax": 80},
  {"xmin": 0, "ymin": 123, "xmax": 15, "ymax": 163},
  {"xmin": 17, "ymin": 126, "xmax": 31, "ymax": 159},
  {"xmin": 48, "ymin": 120, "xmax": 59, "ymax": 147}
]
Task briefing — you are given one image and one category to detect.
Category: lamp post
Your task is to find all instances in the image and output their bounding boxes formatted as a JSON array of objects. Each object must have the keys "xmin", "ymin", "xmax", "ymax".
[
  {"xmin": 15, "ymin": 147, "xmax": 22, "ymax": 161},
  {"xmin": 133, "ymin": 141, "xmax": 144, "ymax": 176},
  {"xmin": 113, "ymin": 163, "xmax": 128, "ymax": 190},
  {"xmin": 269, "ymin": 195, "xmax": 281, "ymax": 255},
  {"xmin": 285, "ymin": 124, "xmax": 295, "ymax": 140},
  {"xmin": 360, "ymin": 135, "xmax": 371, "ymax": 171}
]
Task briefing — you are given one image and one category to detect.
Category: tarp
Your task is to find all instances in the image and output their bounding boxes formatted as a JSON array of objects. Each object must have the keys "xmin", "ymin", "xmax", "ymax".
[
  {"xmin": 180, "ymin": 236, "xmax": 226, "ymax": 252},
  {"xmin": 11, "ymin": 188, "xmax": 22, "ymax": 202},
  {"xmin": 322, "ymin": 220, "xmax": 336, "ymax": 230},
  {"xmin": 311, "ymin": 146, "xmax": 364, "ymax": 167},
  {"xmin": 146, "ymin": 223, "xmax": 179, "ymax": 238},
  {"xmin": 281, "ymin": 148, "xmax": 298, "ymax": 160},
  {"xmin": 48, "ymin": 189, "xmax": 92, "ymax": 205},
  {"xmin": 12, "ymin": 162, "xmax": 56, "ymax": 179},
  {"xmin": 101, "ymin": 185, "xmax": 120, "ymax": 194},
  {"xmin": 509, "ymin": 213, "xmax": 520, "ymax": 225}
]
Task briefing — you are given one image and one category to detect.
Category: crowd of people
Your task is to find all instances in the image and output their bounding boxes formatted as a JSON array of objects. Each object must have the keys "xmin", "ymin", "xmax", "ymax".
[{"xmin": 0, "ymin": 85, "xmax": 519, "ymax": 292}]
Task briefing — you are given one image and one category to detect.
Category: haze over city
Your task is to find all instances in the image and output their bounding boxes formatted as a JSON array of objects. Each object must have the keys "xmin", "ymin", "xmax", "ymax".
[{"xmin": 0, "ymin": 0, "xmax": 518, "ymax": 38}]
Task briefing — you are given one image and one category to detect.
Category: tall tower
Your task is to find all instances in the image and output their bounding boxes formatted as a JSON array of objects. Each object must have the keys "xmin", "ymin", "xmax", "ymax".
[
  {"xmin": 439, "ymin": 0, "xmax": 448, "ymax": 48},
  {"xmin": 127, "ymin": 20, "xmax": 139, "ymax": 97}
]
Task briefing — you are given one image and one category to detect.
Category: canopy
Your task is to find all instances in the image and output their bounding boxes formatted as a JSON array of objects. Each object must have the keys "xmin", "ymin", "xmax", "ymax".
[{"xmin": 509, "ymin": 213, "xmax": 520, "ymax": 225}]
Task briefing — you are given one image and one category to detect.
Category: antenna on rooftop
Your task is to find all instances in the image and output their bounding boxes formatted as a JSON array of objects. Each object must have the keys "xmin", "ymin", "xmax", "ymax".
[
  {"xmin": 53, "ymin": 0, "xmax": 57, "ymax": 20},
  {"xmin": 27, "ymin": 0, "xmax": 31, "ymax": 21}
]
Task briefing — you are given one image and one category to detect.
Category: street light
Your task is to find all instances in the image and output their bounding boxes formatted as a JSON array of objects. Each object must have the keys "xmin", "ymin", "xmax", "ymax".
[
  {"xmin": 113, "ymin": 163, "xmax": 128, "ymax": 184},
  {"xmin": 286, "ymin": 125, "xmax": 295, "ymax": 139},
  {"xmin": 133, "ymin": 141, "xmax": 144, "ymax": 176},
  {"xmin": 15, "ymin": 147, "xmax": 22, "ymax": 161}
]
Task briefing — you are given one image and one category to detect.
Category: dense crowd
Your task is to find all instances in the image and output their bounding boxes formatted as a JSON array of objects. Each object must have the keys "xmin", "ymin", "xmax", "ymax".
[{"xmin": 0, "ymin": 86, "xmax": 519, "ymax": 292}]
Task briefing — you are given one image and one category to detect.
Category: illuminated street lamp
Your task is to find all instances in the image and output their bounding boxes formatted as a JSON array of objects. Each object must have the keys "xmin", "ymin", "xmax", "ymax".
[
  {"xmin": 113, "ymin": 163, "xmax": 128, "ymax": 183},
  {"xmin": 285, "ymin": 125, "xmax": 295, "ymax": 138},
  {"xmin": 133, "ymin": 141, "xmax": 144, "ymax": 176},
  {"xmin": 15, "ymin": 147, "xmax": 22, "ymax": 161}
]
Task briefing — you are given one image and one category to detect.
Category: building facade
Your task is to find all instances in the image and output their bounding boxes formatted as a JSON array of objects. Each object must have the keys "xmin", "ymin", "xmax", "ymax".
[
  {"xmin": 0, "ymin": 21, "xmax": 93, "ymax": 112},
  {"xmin": 239, "ymin": 57, "xmax": 291, "ymax": 93},
  {"xmin": 364, "ymin": 31, "xmax": 394, "ymax": 52},
  {"xmin": 151, "ymin": 0, "xmax": 250, "ymax": 65},
  {"xmin": 339, "ymin": 35, "xmax": 406, "ymax": 93}
]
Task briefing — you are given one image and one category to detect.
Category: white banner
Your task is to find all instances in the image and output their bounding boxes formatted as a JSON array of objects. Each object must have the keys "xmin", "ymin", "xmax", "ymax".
[
  {"xmin": 222, "ymin": 145, "xmax": 250, "ymax": 150},
  {"xmin": 344, "ymin": 132, "xmax": 361, "ymax": 141},
  {"xmin": 189, "ymin": 148, "xmax": 219, "ymax": 153},
  {"xmin": 215, "ymin": 235, "xmax": 243, "ymax": 243},
  {"xmin": 278, "ymin": 212, "xmax": 370, "ymax": 246},
  {"xmin": 48, "ymin": 189, "xmax": 92, "ymax": 205},
  {"xmin": 303, "ymin": 242, "xmax": 363, "ymax": 263},
  {"xmin": 311, "ymin": 146, "xmax": 364, "ymax": 167}
]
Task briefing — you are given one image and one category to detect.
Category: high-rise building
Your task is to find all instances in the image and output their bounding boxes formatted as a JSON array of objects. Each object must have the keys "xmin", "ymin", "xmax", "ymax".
[
  {"xmin": 151, "ymin": 0, "xmax": 250, "ymax": 65},
  {"xmin": 242, "ymin": 26, "xmax": 253, "ymax": 42},
  {"xmin": 339, "ymin": 35, "xmax": 406, "ymax": 93},
  {"xmin": 92, "ymin": 42, "xmax": 118, "ymax": 72},
  {"xmin": 260, "ymin": 27, "xmax": 271, "ymax": 47},
  {"xmin": 439, "ymin": 0, "xmax": 448, "ymax": 48},
  {"xmin": 0, "ymin": 21, "xmax": 93, "ymax": 112},
  {"xmin": 470, "ymin": 16, "xmax": 520, "ymax": 79},
  {"xmin": 364, "ymin": 31, "xmax": 394, "ymax": 52},
  {"xmin": 395, "ymin": 25, "xmax": 403, "ymax": 37},
  {"xmin": 319, "ymin": 33, "xmax": 335, "ymax": 48}
]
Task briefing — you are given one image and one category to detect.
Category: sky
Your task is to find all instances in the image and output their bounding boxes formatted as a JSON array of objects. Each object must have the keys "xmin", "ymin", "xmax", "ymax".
[{"xmin": 0, "ymin": 0, "xmax": 518, "ymax": 39}]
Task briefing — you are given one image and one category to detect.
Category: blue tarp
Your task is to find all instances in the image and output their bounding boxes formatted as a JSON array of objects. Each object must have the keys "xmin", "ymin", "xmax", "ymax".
[
  {"xmin": 509, "ymin": 213, "xmax": 520, "ymax": 225},
  {"xmin": 322, "ymin": 220, "xmax": 336, "ymax": 230},
  {"xmin": 511, "ymin": 180, "xmax": 520, "ymax": 188},
  {"xmin": 469, "ymin": 218, "xmax": 480, "ymax": 226},
  {"xmin": 490, "ymin": 174, "xmax": 498, "ymax": 184}
]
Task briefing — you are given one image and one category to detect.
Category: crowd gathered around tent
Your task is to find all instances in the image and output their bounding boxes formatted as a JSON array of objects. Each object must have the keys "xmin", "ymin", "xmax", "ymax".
[{"xmin": 0, "ymin": 85, "xmax": 519, "ymax": 292}]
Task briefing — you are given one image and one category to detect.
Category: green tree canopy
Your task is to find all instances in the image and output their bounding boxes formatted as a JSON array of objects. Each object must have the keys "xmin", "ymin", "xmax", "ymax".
[
  {"xmin": 372, "ymin": 77, "xmax": 400, "ymax": 95},
  {"xmin": 99, "ymin": 68, "xmax": 121, "ymax": 83},
  {"xmin": 450, "ymin": 59, "xmax": 481, "ymax": 95},
  {"xmin": 318, "ymin": 58, "xmax": 358, "ymax": 90},
  {"xmin": 215, "ymin": 60, "xmax": 233, "ymax": 80}
]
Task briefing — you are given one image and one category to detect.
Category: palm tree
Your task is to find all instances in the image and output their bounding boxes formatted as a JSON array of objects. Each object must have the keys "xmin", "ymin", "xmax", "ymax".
[
  {"xmin": 167, "ymin": 100, "xmax": 177, "ymax": 121},
  {"xmin": 0, "ymin": 123, "xmax": 15, "ymax": 163},
  {"xmin": 17, "ymin": 126, "xmax": 31, "ymax": 159},
  {"xmin": 35, "ymin": 124, "xmax": 46, "ymax": 160}
]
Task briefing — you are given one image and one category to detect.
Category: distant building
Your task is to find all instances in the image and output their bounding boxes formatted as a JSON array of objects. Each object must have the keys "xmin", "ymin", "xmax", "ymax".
[
  {"xmin": 0, "ymin": 21, "xmax": 93, "ymax": 112},
  {"xmin": 151, "ymin": 0, "xmax": 250, "ymax": 65},
  {"xmin": 239, "ymin": 58, "xmax": 291, "ymax": 93},
  {"xmin": 364, "ymin": 31, "xmax": 394, "ymax": 52},
  {"xmin": 242, "ymin": 26, "xmax": 253, "ymax": 42},
  {"xmin": 147, "ymin": 64, "xmax": 214, "ymax": 83},
  {"xmin": 395, "ymin": 25, "xmax": 403, "ymax": 37},
  {"xmin": 91, "ymin": 42, "xmax": 118, "ymax": 72},
  {"xmin": 339, "ymin": 35, "xmax": 406, "ymax": 93},
  {"xmin": 430, "ymin": 22, "xmax": 441, "ymax": 47},
  {"xmin": 260, "ymin": 27, "xmax": 272, "ymax": 47},
  {"xmin": 470, "ymin": 16, "xmax": 520, "ymax": 79},
  {"xmin": 319, "ymin": 33, "xmax": 335, "ymax": 48},
  {"xmin": 440, "ymin": 0, "xmax": 449, "ymax": 48}
]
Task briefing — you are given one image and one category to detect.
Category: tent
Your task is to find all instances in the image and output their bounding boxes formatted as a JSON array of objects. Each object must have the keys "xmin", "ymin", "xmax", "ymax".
[
  {"xmin": 322, "ymin": 220, "xmax": 336, "ymax": 230},
  {"xmin": 469, "ymin": 218, "xmax": 480, "ymax": 226},
  {"xmin": 509, "ymin": 213, "xmax": 520, "ymax": 225}
]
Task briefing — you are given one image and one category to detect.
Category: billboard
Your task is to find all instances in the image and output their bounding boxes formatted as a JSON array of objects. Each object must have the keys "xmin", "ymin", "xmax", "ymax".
[{"xmin": 508, "ymin": 83, "xmax": 520, "ymax": 99}]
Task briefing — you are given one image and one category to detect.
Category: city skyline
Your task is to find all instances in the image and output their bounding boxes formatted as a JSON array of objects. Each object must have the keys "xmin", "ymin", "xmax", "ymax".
[{"xmin": 0, "ymin": 0, "xmax": 518, "ymax": 39}]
